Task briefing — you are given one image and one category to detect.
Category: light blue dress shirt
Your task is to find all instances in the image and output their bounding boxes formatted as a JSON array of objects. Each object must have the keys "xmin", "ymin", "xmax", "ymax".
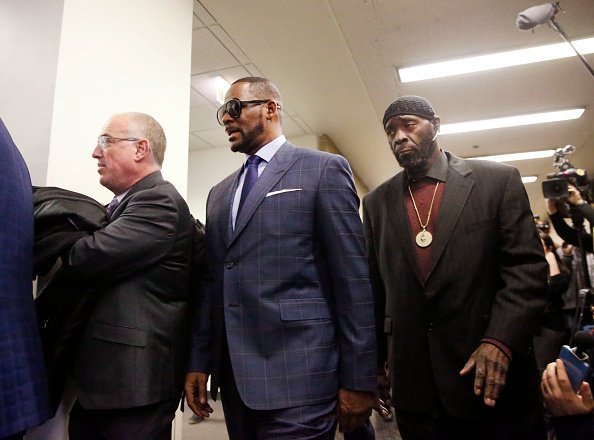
[{"xmin": 232, "ymin": 135, "xmax": 286, "ymax": 228}]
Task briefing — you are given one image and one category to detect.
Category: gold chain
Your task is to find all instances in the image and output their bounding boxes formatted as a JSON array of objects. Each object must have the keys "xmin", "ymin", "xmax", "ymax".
[{"xmin": 408, "ymin": 181, "xmax": 440, "ymax": 230}]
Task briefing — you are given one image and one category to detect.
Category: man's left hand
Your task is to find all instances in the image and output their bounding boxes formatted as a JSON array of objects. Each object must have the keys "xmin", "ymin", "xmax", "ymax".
[
  {"xmin": 460, "ymin": 343, "xmax": 510, "ymax": 407},
  {"xmin": 337, "ymin": 388, "xmax": 374, "ymax": 433}
]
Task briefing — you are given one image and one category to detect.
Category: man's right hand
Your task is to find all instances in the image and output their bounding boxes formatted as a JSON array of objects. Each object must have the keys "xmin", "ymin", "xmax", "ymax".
[{"xmin": 184, "ymin": 372, "xmax": 213, "ymax": 418}]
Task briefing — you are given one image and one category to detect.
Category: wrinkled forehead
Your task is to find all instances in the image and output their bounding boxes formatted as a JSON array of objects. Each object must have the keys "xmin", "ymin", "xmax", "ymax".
[{"xmin": 384, "ymin": 114, "xmax": 427, "ymax": 129}]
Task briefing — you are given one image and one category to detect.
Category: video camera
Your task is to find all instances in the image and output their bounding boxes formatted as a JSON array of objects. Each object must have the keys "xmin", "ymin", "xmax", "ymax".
[{"xmin": 542, "ymin": 145, "xmax": 589, "ymax": 199}]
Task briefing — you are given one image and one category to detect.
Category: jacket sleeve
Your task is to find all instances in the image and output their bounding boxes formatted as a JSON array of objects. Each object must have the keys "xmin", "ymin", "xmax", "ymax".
[
  {"xmin": 66, "ymin": 187, "xmax": 179, "ymax": 282},
  {"xmin": 484, "ymin": 166, "xmax": 548, "ymax": 352},
  {"xmin": 316, "ymin": 154, "xmax": 377, "ymax": 392}
]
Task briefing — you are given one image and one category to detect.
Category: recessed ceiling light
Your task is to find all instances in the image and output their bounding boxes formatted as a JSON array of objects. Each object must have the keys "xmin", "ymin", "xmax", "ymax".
[
  {"xmin": 521, "ymin": 176, "xmax": 538, "ymax": 183},
  {"xmin": 466, "ymin": 150, "xmax": 555, "ymax": 162},
  {"xmin": 215, "ymin": 76, "xmax": 231, "ymax": 104},
  {"xmin": 440, "ymin": 108, "xmax": 584, "ymax": 135},
  {"xmin": 397, "ymin": 37, "xmax": 594, "ymax": 82}
]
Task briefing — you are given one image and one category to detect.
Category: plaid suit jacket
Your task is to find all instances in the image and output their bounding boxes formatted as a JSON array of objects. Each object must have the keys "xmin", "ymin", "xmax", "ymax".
[
  {"xmin": 0, "ymin": 118, "xmax": 51, "ymax": 436},
  {"xmin": 192, "ymin": 142, "xmax": 376, "ymax": 410}
]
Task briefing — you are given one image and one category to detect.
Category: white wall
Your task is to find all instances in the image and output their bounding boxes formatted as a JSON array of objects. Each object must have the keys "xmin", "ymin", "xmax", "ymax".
[
  {"xmin": 186, "ymin": 134, "xmax": 321, "ymax": 221},
  {"xmin": 0, "ymin": 0, "xmax": 64, "ymax": 185},
  {"xmin": 46, "ymin": 0, "xmax": 193, "ymax": 202}
]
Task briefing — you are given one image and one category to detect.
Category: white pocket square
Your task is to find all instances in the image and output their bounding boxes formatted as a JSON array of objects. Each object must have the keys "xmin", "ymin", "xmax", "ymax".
[{"xmin": 266, "ymin": 188, "xmax": 302, "ymax": 197}]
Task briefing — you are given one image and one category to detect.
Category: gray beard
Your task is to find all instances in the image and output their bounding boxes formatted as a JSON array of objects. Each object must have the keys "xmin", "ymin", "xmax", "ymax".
[{"xmin": 394, "ymin": 141, "xmax": 435, "ymax": 171}]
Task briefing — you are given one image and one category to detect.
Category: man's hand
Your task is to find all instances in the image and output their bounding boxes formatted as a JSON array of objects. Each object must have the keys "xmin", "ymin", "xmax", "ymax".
[
  {"xmin": 567, "ymin": 184, "xmax": 585, "ymax": 206},
  {"xmin": 541, "ymin": 359, "xmax": 594, "ymax": 416},
  {"xmin": 374, "ymin": 370, "xmax": 392, "ymax": 420},
  {"xmin": 337, "ymin": 388, "xmax": 374, "ymax": 433},
  {"xmin": 546, "ymin": 197, "xmax": 558, "ymax": 215},
  {"xmin": 184, "ymin": 372, "xmax": 213, "ymax": 418},
  {"xmin": 460, "ymin": 343, "xmax": 510, "ymax": 407}
]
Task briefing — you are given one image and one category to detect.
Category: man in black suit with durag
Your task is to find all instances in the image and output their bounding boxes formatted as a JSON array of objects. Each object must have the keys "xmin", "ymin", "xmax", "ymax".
[
  {"xmin": 65, "ymin": 112, "xmax": 195, "ymax": 439},
  {"xmin": 363, "ymin": 96, "xmax": 548, "ymax": 439}
]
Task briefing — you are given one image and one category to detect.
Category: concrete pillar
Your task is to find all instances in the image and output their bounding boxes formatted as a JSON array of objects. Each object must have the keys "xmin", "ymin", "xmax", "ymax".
[{"xmin": 2, "ymin": 1, "xmax": 193, "ymax": 439}]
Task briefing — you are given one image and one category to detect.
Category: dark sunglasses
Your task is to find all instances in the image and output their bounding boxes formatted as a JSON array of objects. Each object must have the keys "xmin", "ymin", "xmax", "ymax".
[{"xmin": 216, "ymin": 98, "xmax": 275, "ymax": 125}]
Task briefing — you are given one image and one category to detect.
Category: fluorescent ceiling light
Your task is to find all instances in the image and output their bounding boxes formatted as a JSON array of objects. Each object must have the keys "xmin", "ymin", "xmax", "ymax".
[
  {"xmin": 467, "ymin": 150, "xmax": 555, "ymax": 163},
  {"xmin": 397, "ymin": 37, "xmax": 594, "ymax": 82},
  {"xmin": 440, "ymin": 108, "xmax": 584, "ymax": 135},
  {"xmin": 215, "ymin": 76, "xmax": 231, "ymax": 104},
  {"xmin": 521, "ymin": 176, "xmax": 538, "ymax": 184}
]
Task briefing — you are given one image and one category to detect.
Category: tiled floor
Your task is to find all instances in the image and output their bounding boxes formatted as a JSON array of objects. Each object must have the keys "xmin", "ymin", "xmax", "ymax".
[{"xmin": 181, "ymin": 399, "xmax": 402, "ymax": 440}]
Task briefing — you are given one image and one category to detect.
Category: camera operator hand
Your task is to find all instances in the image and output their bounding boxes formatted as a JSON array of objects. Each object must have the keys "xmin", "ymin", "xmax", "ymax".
[
  {"xmin": 567, "ymin": 184, "xmax": 587, "ymax": 206},
  {"xmin": 541, "ymin": 359, "xmax": 594, "ymax": 416},
  {"xmin": 546, "ymin": 197, "xmax": 559, "ymax": 215}
]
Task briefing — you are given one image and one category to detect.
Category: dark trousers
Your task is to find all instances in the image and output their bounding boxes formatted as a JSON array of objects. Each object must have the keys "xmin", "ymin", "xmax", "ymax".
[
  {"xmin": 68, "ymin": 399, "xmax": 179, "ymax": 440},
  {"xmin": 0, "ymin": 432, "xmax": 24, "ymax": 440},
  {"xmin": 395, "ymin": 401, "xmax": 546, "ymax": 440},
  {"xmin": 343, "ymin": 419, "xmax": 375, "ymax": 440},
  {"xmin": 219, "ymin": 341, "xmax": 337, "ymax": 439}
]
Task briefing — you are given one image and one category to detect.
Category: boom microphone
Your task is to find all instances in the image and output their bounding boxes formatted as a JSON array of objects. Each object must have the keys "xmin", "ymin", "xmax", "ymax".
[{"xmin": 516, "ymin": 2, "xmax": 559, "ymax": 30}]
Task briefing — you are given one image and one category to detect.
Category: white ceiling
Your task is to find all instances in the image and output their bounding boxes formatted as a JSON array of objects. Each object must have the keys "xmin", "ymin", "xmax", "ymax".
[{"xmin": 189, "ymin": 0, "xmax": 594, "ymax": 218}]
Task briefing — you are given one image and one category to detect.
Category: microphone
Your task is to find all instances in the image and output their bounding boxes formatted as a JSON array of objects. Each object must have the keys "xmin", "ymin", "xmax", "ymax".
[
  {"xmin": 573, "ymin": 329, "xmax": 594, "ymax": 353},
  {"xmin": 516, "ymin": 2, "xmax": 559, "ymax": 30}
]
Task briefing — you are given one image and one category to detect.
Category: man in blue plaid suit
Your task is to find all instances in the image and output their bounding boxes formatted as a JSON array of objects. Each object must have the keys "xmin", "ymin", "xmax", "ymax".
[
  {"xmin": 0, "ymin": 118, "xmax": 51, "ymax": 439},
  {"xmin": 186, "ymin": 77, "xmax": 377, "ymax": 439}
]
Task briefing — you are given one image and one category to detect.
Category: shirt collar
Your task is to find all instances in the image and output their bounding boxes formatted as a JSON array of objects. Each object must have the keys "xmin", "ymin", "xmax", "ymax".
[
  {"xmin": 406, "ymin": 149, "xmax": 448, "ymax": 184},
  {"xmin": 245, "ymin": 135, "xmax": 286, "ymax": 163},
  {"xmin": 114, "ymin": 189, "xmax": 130, "ymax": 203}
]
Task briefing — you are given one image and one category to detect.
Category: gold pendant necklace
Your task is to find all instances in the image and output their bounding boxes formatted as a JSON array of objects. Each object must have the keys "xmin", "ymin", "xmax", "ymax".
[{"xmin": 408, "ymin": 181, "xmax": 440, "ymax": 248}]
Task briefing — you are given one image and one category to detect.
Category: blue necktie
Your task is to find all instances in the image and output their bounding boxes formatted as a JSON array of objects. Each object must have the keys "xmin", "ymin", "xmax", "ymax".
[{"xmin": 238, "ymin": 155, "xmax": 262, "ymax": 215}]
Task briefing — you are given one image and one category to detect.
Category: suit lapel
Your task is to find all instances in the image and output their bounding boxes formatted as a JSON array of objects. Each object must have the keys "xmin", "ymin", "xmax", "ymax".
[
  {"xmin": 426, "ymin": 154, "xmax": 473, "ymax": 280},
  {"xmin": 385, "ymin": 174, "xmax": 425, "ymax": 285},
  {"xmin": 229, "ymin": 143, "xmax": 298, "ymax": 246},
  {"xmin": 223, "ymin": 171, "xmax": 241, "ymax": 248},
  {"xmin": 111, "ymin": 171, "xmax": 163, "ymax": 221}
]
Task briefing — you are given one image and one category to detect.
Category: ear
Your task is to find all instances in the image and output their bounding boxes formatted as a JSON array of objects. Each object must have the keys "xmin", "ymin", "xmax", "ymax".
[
  {"xmin": 134, "ymin": 139, "xmax": 151, "ymax": 162},
  {"xmin": 432, "ymin": 115, "xmax": 441, "ymax": 134},
  {"xmin": 265, "ymin": 101, "xmax": 280, "ymax": 120}
]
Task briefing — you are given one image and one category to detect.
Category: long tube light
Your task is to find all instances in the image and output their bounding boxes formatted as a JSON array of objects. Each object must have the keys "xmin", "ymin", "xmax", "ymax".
[
  {"xmin": 440, "ymin": 108, "xmax": 584, "ymax": 135},
  {"xmin": 215, "ymin": 76, "xmax": 231, "ymax": 104},
  {"xmin": 467, "ymin": 150, "xmax": 555, "ymax": 162},
  {"xmin": 397, "ymin": 37, "xmax": 594, "ymax": 82}
]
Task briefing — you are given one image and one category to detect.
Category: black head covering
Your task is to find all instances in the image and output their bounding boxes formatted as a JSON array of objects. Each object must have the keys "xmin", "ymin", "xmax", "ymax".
[{"xmin": 383, "ymin": 95, "xmax": 436, "ymax": 126}]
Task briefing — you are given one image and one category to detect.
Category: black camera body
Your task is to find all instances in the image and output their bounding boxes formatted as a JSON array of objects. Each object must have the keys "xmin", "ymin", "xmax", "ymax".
[{"xmin": 542, "ymin": 145, "xmax": 588, "ymax": 199}]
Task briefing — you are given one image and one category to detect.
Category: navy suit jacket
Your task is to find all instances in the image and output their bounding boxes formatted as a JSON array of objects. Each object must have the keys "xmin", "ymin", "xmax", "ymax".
[
  {"xmin": 363, "ymin": 152, "xmax": 547, "ymax": 418},
  {"xmin": 191, "ymin": 142, "xmax": 376, "ymax": 410},
  {"xmin": 0, "ymin": 118, "xmax": 51, "ymax": 436}
]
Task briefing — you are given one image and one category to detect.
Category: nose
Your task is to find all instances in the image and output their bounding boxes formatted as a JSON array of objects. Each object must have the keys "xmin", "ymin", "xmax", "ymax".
[
  {"xmin": 221, "ymin": 110, "xmax": 235, "ymax": 124},
  {"xmin": 395, "ymin": 128, "xmax": 409, "ymax": 144},
  {"xmin": 92, "ymin": 145, "xmax": 102, "ymax": 158},
  {"xmin": 390, "ymin": 128, "xmax": 408, "ymax": 147}
]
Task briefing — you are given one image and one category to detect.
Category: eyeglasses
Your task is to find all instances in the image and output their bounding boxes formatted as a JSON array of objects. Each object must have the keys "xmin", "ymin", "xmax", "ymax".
[
  {"xmin": 216, "ymin": 98, "xmax": 280, "ymax": 125},
  {"xmin": 97, "ymin": 135, "xmax": 140, "ymax": 150}
]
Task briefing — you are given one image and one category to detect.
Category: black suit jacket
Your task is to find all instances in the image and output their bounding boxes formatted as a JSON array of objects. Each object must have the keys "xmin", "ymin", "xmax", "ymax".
[
  {"xmin": 363, "ymin": 152, "xmax": 547, "ymax": 418},
  {"xmin": 67, "ymin": 171, "xmax": 195, "ymax": 409}
]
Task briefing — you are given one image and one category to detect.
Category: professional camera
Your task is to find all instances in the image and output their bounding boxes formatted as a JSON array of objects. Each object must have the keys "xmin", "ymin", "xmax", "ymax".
[{"xmin": 542, "ymin": 145, "xmax": 589, "ymax": 199}]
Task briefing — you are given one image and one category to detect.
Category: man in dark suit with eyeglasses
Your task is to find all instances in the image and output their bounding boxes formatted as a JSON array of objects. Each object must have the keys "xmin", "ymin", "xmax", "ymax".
[{"xmin": 65, "ymin": 112, "xmax": 195, "ymax": 440}]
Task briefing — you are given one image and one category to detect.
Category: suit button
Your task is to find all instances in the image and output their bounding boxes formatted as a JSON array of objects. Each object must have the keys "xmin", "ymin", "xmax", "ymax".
[
  {"xmin": 427, "ymin": 322, "xmax": 434, "ymax": 331},
  {"xmin": 225, "ymin": 261, "xmax": 234, "ymax": 269}
]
